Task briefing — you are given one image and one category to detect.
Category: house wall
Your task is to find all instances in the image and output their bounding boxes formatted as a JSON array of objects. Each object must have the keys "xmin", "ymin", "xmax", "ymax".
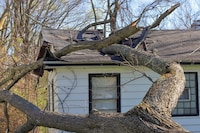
[{"xmin": 48, "ymin": 65, "xmax": 200, "ymax": 133}]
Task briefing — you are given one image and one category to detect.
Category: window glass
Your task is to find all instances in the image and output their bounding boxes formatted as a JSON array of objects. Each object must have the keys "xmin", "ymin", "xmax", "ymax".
[
  {"xmin": 179, "ymin": 88, "xmax": 190, "ymax": 101},
  {"xmin": 92, "ymin": 77, "xmax": 117, "ymax": 99},
  {"xmin": 89, "ymin": 73, "xmax": 120, "ymax": 113}
]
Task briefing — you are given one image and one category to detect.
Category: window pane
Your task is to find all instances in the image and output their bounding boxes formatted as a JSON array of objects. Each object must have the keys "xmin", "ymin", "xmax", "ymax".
[
  {"xmin": 92, "ymin": 77, "xmax": 117, "ymax": 88},
  {"xmin": 92, "ymin": 77, "xmax": 117, "ymax": 99},
  {"xmin": 178, "ymin": 109, "xmax": 184, "ymax": 114},
  {"xmin": 191, "ymin": 102, "xmax": 196, "ymax": 108},
  {"xmin": 92, "ymin": 88, "xmax": 117, "ymax": 99},
  {"xmin": 189, "ymin": 74, "xmax": 195, "ymax": 80},
  {"xmin": 92, "ymin": 99, "xmax": 117, "ymax": 110},
  {"xmin": 185, "ymin": 82, "xmax": 189, "ymax": 87},
  {"xmin": 177, "ymin": 102, "xmax": 183, "ymax": 108},
  {"xmin": 190, "ymin": 88, "xmax": 196, "ymax": 94},
  {"xmin": 190, "ymin": 81, "xmax": 196, "ymax": 87}
]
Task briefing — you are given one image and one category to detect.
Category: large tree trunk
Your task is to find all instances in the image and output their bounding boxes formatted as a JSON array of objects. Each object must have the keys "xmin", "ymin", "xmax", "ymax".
[{"xmin": 0, "ymin": 46, "xmax": 188, "ymax": 132}]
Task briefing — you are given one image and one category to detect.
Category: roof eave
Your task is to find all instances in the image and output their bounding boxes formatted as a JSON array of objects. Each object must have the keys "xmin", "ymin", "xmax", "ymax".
[{"xmin": 43, "ymin": 60, "xmax": 121, "ymax": 68}]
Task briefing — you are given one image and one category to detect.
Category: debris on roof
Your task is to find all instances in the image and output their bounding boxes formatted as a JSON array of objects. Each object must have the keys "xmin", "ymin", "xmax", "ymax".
[{"xmin": 34, "ymin": 28, "xmax": 200, "ymax": 76}]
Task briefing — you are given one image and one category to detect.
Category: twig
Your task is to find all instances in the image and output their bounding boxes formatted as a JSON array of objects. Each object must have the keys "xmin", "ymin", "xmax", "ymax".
[
  {"xmin": 25, "ymin": 13, "xmax": 49, "ymax": 28},
  {"xmin": 76, "ymin": 19, "xmax": 111, "ymax": 40},
  {"xmin": 4, "ymin": 102, "xmax": 10, "ymax": 133},
  {"xmin": 189, "ymin": 46, "xmax": 200, "ymax": 55},
  {"xmin": 134, "ymin": 27, "xmax": 149, "ymax": 49},
  {"xmin": 120, "ymin": 53, "xmax": 154, "ymax": 83}
]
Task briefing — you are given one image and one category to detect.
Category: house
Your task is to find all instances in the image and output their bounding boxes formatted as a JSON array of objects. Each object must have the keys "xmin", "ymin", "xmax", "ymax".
[{"xmin": 35, "ymin": 28, "xmax": 200, "ymax": 133}]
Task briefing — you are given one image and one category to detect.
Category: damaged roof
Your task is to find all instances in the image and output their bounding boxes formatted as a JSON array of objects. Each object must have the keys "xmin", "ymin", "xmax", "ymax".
[
  {"xmin": 34, "ymin": 29, "xmax": 200, "ymax": 75},
  {"xmin": 39, "ymin": 28, "xmax": 200, "ymax": 63},
  {"xmin": 34, "ymin": 28, "xmax": 200, "ymax": 76},
  {"xmin": 38, "ymin": 28, "xmax": 117, "ymax": 65}
]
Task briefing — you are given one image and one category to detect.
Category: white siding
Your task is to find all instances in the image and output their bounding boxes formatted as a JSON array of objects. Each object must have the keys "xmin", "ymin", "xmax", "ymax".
[
  {"xmin": 52, "ymin": 66, "xmax": 156, "ymax": 114},
  {"xmin": 48, "ymin": 65, "xmax": 200, "ymax": 133}
]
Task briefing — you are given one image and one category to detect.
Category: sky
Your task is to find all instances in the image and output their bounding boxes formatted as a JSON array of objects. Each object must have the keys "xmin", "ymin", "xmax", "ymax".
[
  {"xmin": 0, "ymin": 0, "xmax": 200, "ymax": 29},
  {"xmin": 130, "ymin": 0, "xmax": 200, "ymax": 29}
]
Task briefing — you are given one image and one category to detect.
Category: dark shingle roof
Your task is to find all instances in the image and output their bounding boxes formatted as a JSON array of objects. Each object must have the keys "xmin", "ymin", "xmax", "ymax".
[
  {"xmin": 40, "ymin": 28, "xmax": 116, "ymax": 64},
  {"xmin": 39, "ymin": 28, "xmax": 200, "ymax": 64},
  {"xmin": 34, "ymin": 28, "xmax": 200, "ymax": 76},
  {"xmin": 143, "ymin": 30, "xmax": 200, "ymax": 63}
]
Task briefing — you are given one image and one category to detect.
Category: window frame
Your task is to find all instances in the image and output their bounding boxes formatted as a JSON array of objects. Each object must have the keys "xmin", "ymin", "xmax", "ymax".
[
  {"xmin": 172, "ymin": 72, "xmax": 199, "ymax": 117},
  {"xmin": 89, "ymin": 73, "xmax": 121, "ymax": 114}
]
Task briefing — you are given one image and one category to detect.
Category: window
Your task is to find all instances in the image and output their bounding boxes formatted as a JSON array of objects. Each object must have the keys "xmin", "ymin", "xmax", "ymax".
[
  {"xmin": 172, "ymin": 72, "xmax": 199, "ymax": 116},
  {"xmin": 89, "ymin": 73, "xmax": 120, "ymax": 113}
]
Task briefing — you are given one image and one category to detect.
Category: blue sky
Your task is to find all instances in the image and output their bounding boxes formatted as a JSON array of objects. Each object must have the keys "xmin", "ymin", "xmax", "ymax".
[
  {"xmin": 1, "ymin": 0, "xmax": 199, "ymax": 29},
  {"xmin": 130, "ymin": 0, "xmax": 200, "ymax": 29}
]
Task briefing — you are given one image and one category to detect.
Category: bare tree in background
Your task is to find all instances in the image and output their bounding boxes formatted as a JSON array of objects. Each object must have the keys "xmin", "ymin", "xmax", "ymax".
[
  {"xmin": 170, "ymin": 0, "xmax": 200, "ymax": 29},
  {"xmin": 0, "ymin": 0, "xmax": 82, "ymax": 132}
]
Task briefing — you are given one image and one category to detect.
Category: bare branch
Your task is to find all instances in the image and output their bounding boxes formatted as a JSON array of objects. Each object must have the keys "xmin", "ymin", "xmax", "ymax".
[
  {"xmin": 135, "ymin": 3, "xmax": 180, "ymax": 49},
  {"xmin": 25, "ymin": 13, "xmax": 49, "ymax": 28},
  {"xmin": 150, "ymin": 3, "xmax": 180, "ymax": 29},
  {"xmin": 77, "ymin": 19, "xmax": 111, "ymax": 40},
  {"xmin": 0, "ymin": 58, "xmax": 43, "ymax": 89},
  {"xmin": 0, "ymin": 8, "xmax": 8, "ymax": 30},
  {"xmin": 55, "ymin": 19, "xmax": 140, "ymax": 58},
  {"xmin": 90, "ymin": 0, "xmax": 97, "ymax": 29},
  {"xmin": 14, "ymin": 121, "xmax": 35, "ymax": 133}
]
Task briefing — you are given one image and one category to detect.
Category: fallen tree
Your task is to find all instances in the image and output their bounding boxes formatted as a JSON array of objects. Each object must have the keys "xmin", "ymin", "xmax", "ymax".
[{"xmin": 0, "ymin": 3, "xmax": 189, "ymax": 133}]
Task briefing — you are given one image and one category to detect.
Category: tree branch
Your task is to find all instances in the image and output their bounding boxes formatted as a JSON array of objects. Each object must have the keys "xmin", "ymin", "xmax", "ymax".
[
  {"xmin": 102, "ymin": 44, "xmax": 169, "ymax": 75},
  {"xmin": 0, "ymin": 89, "xmax": 188, "ymax": 133},
  {"xmin": 76, "ymin": 19, "xmax": 111, "ymax": 40},
  {"xmin": 135, "ymin": 3, "xmax": 180, "ymax": 49},
  {"xmin": 54, "ymin": 19, "xmax": 140, "ymax": 58},
  {"xmin": 0, "ymin": 7, "xmax": 8, "ymax": 30},
  {"xmin": 150, "ymin": 3, "xmax": 180, "ymax": 29},
  {"xmin": 25, "ymin": 13, "xmax": 49, "ymax": 28},
  {"xmin": 14, "ymin": 121, "xmax": 35, "ymax": 133},
  {"xmin": 90, "ymin": 0, "xmax": 97, "ymax": 29},
  {"xmin": 0, "ymin": 59, "xmax": 43, "ymax": 89}
]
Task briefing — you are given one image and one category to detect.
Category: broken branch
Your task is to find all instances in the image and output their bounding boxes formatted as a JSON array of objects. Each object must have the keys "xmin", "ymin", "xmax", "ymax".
[{"xmin": 135, "ymin": 3, "xmax": 180, "ymax": 49}]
